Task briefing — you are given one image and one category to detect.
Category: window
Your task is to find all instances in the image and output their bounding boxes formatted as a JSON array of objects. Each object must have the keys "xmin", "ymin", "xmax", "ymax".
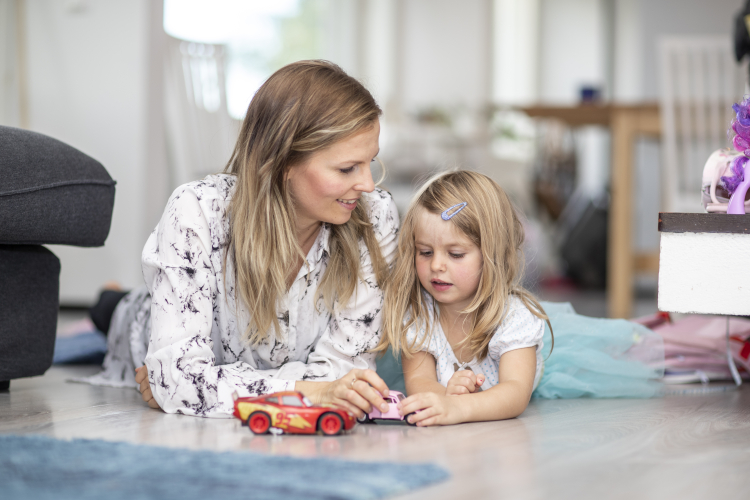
[
  {"xmin": 282, "ymin": 395, "xmax": 304, "ymax": 407},
  {"xmin": 164, "ymin": 0, "xmax": 326, "ymax": 119}
]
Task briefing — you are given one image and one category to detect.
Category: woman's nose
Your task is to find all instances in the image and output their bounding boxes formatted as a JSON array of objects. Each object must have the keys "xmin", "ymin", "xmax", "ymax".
[{"xmin": 355, "ymin": 165, "xmax": 375, "ymax": 193}]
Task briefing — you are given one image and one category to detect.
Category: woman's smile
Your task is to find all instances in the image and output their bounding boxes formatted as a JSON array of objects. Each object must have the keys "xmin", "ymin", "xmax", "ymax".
[{"xmin": 337, "ymin": 197, "xmax": 360, "ymax": 210}]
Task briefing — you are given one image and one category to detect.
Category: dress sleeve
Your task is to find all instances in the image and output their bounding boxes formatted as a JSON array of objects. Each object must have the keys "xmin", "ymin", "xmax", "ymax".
[
  {"xmin": 488, "ymin": 297, "xmax": 545, "ymax": 360},
  {"xmin": 272, "ymin": 192, "xmax": 401, "ymax": 382},
  {"xmin": 142, "ymin": 185, "xmax": 295, "ymax": 418}
]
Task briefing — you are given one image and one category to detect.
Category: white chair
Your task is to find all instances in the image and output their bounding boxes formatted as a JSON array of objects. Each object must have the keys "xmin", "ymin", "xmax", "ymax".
[{"xmin": 659, "ymin": 36, "xmax": 748, "ymax": 213}]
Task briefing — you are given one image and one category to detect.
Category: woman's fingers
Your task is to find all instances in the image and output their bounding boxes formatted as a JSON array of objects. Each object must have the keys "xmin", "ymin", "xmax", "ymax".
[
  {"xmin": 134, "ymin": 365, "xmax": 146, "ymax": 384},
  {"xmin": 346, "ymin": 369, "xmax": 389, "ymax": 412},
  {"xmin": 141, "ymin": 386, "xmax": 153, "ymax": 402},
  {"xmin": 334, "ymin": 398, "xmax": 365, "ymax": 419},
  {"xmin": 354, "ymin": 369, "xmax": 389, "ymax": 397},
  {"xmin": 340, "ymin": 385, "xmax": 374, "ymax": 414},
  {"xmin": 134, "ymin": 365, "xmax": 161, "ymax": 409}
]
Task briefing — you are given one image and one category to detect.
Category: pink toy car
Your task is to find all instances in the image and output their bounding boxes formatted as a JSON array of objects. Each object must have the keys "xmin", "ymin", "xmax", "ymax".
[{"xmin": 358, "ymin": 391, "xmax": 416, "ymax": 425}]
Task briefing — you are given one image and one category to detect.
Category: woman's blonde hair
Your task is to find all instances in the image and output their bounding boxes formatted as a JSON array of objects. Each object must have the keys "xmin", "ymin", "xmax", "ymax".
[
  {"xmin": 377, "ymin": 170, "xmax": 551, "ymax": 361},
  {"xmin": 224, "ymin": 60, "xmax": 388, "ymax": 344}
]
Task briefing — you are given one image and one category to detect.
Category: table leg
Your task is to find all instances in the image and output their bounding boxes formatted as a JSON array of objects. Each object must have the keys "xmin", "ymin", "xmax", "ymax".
[{"xmin": 608, "ymin": 110, "xmax": 636, "ymax": 318}]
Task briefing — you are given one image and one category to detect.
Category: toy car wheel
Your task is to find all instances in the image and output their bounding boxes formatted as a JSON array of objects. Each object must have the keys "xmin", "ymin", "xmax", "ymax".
[
  {"xmin": 405, "ymin": 412, "xmax": 417, "ymax": 426},
  {"xmin": 318, "ymin": 412, "xmax": 344, "ymax": 436},
  {"xmin": 357, "ymin": 414, "xmax": 372, "ymax": 424},
  {"xmin": 248, "ymin": 411, "xmax": 271, "ymax": 434}
]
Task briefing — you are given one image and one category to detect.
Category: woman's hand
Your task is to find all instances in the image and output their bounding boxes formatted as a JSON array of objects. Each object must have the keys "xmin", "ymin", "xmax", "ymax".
[
  {"xmin": 296, "ymin": 369, "xmax": 389, "ymax": 419},
  {"xmin": 397, "ymin": 392, "xmax": 465, "ymax": 427},
  {"xmin": 445, "ymin": 369, "xmax": 485, "ymax": 396},
  {"xmin": 135, "ymin": 365, "xmax": 161, "ymax": 409}
]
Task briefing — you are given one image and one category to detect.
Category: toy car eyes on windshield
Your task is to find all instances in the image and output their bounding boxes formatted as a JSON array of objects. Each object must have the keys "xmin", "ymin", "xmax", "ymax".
[
  {"xmin": 232, "ymin": 390, "xmax": 356, "ymax": 436},
  {"xmin": 358, "ymin": 390, "xmax": 416, "ymax": 425}
]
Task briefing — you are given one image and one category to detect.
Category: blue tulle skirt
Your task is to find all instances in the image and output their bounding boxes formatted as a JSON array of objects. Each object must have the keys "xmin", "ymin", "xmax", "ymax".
[{"xmin": 532, "ymin": 302, "xmax": 664, "ymax": 399}]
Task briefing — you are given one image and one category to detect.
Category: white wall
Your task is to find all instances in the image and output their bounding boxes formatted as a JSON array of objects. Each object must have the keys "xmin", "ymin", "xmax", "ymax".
[
  {"xmin": 400, "ymin": 0, "xmax": 492, "ymax": 111},
  {"xmin": 539, "ymin": 0, "xmax": 607, "ymax": 104},
  {"xmin": 18, "ymin": 0, "xmax": 166, "ymax": 305}
]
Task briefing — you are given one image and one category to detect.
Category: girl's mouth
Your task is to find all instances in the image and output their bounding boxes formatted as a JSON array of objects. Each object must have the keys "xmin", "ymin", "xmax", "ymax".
[{"xmin": 431, "ymin": 279, "xmax": 453, "ymax": 292}]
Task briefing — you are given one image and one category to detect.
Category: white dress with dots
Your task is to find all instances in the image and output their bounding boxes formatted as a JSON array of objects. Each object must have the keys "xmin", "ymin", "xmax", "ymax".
[{"xmin": 405, "ymin": 294, "xmax": 545, "ymax": 390}]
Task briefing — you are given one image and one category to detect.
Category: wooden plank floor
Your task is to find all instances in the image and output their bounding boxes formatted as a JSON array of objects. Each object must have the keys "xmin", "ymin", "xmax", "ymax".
[{"xmin": 1, "ymin": 366, "xmax": 749, "ymax": 499}]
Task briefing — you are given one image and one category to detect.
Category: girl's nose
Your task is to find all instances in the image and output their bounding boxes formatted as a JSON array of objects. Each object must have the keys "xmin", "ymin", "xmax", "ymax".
[
  {"xmin": 354, "ymin": 165, "xmax": 375, "ymax": 193},
  {"xmin": 431, "ymin": 255, "xmax": 446, "ymax": 272}
]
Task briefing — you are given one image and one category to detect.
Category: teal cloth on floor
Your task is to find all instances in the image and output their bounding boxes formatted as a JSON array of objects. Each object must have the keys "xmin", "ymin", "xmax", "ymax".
[
  {"xmin": 375, "ymin": 301, "xmax": 664, "ymax": 399},
  {"xmin": 532, "ymin": 302, "xmax": 664, "ymax": 398},
  {"xmin": 0, "ymin": 434, "xmax": 448, "ymax": 500}
]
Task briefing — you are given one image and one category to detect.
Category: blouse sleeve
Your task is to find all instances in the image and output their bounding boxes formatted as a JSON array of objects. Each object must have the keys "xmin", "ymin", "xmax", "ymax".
[
  {"xmin": 142, "ymin": 184, "xmax": 295, "ymax": 418},
  {"xmin": 271, "ymin": 191, "xmax": 401, "ymax": 382},
  {"xmin": 488, "ymin": 297, "xmax": 545, "ymax": 360}
]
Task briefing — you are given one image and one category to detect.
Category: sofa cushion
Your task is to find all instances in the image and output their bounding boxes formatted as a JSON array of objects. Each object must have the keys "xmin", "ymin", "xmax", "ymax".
[
  {"xmin": 0, "ymin": 126, "xmax": 115, "ymax": 246},
  {"xmin": 0, "ymin": 245, "xmax": 59, "ymax": 381}
]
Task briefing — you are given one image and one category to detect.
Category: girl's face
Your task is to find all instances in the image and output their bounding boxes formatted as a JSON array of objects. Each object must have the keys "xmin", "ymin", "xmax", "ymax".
[
  {"xmin": 286, "ymin": 120, "xmax": 380, "ymax": 228},
  {"xmin": 414, "ymin": 209, "xmax": 483, "ymax": 312}
]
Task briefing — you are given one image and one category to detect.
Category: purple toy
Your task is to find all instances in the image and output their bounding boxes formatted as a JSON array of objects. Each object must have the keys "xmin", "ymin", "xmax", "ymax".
[
  {"xmin": 721, "ymin": 97, "xmax": 750, "ymax": 214},
  {"xmin": 359, "ymin": 391, "xmax": 416, "ymax": 425}
]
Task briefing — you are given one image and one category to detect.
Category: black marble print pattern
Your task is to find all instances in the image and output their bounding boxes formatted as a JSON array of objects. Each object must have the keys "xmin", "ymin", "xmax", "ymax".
[{"xmin": 96, "ymin": 174, "xmax": 399, "ymax": 418}]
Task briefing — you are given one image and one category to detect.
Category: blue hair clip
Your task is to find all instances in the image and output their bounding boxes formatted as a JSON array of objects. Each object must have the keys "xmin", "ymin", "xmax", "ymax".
[{"xmin": 441, "ymin": 202, "xmax": 467, "ymax": 220}]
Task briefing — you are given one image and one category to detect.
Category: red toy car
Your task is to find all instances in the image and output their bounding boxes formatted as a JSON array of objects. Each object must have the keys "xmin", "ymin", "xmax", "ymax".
[{"xmin": 232, "ymin": 390, "xmax": 356, "ymax": 436}]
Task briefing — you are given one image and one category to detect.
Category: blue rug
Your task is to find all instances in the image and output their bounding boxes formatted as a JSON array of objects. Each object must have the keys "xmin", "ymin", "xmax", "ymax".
[
  {"xmin": 0, "ymin": 434, "xmax": 448, "ymax": 500},
  {"xmin": 53, "ymin": 331, "xmax": 108, "ymax": 365}
]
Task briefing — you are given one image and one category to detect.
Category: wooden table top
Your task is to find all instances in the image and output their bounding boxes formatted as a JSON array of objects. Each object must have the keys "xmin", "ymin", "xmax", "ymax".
[{"xmin": 519, "ymin": 103, "xmax": 660, "ymax": 128}]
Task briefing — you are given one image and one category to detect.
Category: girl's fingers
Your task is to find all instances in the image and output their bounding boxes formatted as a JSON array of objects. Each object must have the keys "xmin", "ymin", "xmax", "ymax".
[
  {"xmin": 416, "ymin": 416, "xmax": 440, "ymax": 427},
  {"xmin": 398, "ymin": 394, "xmax": 435, "ymax": 416},
  {"xmin": 147, "ymin": 398, "xmax": 160, "ymax": 409}
]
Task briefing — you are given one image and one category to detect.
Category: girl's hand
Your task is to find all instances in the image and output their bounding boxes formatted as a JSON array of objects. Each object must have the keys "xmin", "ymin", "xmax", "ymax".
[
  {"xmin": 135, "ymin": 365, "xmax": 161, "ymax": 409},
  {"xmin": 296, "ymin": 369, "xmax": 390, "ymax": 419},
  {"xmin": 445, "ymin": 369, "xmax": 485, "ymax": 396},
  {"xmin": 397, "ymin": 392, "xmax": 464, "ymax": 427}
]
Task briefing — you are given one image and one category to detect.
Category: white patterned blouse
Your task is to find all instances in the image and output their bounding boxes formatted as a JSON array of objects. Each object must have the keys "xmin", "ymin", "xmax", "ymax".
[{"xmin": 90, "ymin": 174, "xmax": 399, "ymax": 418}]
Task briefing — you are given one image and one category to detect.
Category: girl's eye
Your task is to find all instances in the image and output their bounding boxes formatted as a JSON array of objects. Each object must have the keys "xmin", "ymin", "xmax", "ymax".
[
  {"xmin": 339, "ymin": 166, "xmax": 355, "ymax": 174},
  {"xmin": 449, "ymin": 253, "xmax": 465, "ymax": 259},
  {"xmin": 418, "ymin": 250, "xmax": 432, "ymax": 257}
]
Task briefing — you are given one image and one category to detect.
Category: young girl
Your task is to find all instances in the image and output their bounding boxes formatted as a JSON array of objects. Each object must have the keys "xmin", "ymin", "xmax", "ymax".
[{"xmin": 377, "ymin": 170, "xmax": 663, "ymax": 427}]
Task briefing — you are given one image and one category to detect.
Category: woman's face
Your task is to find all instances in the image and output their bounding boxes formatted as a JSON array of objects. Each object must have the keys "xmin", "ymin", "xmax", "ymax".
[{"xmin": 286, "ymin": 120, "xmax": 380, "ymax": 228}]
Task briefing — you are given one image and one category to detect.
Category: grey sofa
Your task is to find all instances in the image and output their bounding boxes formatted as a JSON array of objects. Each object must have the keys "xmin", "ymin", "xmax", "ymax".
[{"xmin": 0, "ymin": 125, "xmax": 115, "ymax": 390}]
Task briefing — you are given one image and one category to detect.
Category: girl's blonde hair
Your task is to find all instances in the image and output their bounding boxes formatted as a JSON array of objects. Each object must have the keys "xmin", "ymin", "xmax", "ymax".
[
  {"xmin": 377, "ymin": 170, "xmax": 551, "ymax": 361},
  {"xmin": 224, "ymin": 60, "xmax": 388, "ymax": 344}
]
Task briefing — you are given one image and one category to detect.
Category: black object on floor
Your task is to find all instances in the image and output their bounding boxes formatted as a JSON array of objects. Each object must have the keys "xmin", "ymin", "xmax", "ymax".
[
  {"xmin": 0, "ymin": 381, "xmax": 9, "ymax": 391},
  {"xmin": 89, "ymin": 290, "xmax": 129, "ymax": 335}
]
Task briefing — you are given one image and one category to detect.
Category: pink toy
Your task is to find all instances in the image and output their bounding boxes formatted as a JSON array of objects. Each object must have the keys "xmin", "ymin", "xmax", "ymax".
[
  {"xmin": 721, "ymin": 97, "xmax": 750, "ymax": 214},
  {"xmin": 358, "ymin": 391, "xmax": 416, "ymax": 425}
]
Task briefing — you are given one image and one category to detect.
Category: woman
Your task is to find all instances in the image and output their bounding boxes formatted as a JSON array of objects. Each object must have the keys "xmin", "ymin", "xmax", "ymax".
[{"xmin": 93, "ymin": 60, "xmax": 398, "ymax": 419}]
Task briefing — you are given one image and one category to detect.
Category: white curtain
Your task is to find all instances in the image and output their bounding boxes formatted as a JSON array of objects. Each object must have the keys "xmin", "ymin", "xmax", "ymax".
[{"xmin": 164, "ymin": 35, "xmax": 239, "ymax": 188}]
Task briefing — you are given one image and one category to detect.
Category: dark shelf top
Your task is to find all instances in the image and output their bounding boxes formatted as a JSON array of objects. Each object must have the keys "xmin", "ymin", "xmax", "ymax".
[{"xmin": 659, "ymin": 212, "xmax": 750, "ymax": 234}]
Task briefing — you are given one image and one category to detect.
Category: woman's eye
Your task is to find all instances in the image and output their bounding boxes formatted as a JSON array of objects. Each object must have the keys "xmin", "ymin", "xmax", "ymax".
[{"xmin": 340, "ymin": 166, "xmax": 355, "ymax": 174}]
